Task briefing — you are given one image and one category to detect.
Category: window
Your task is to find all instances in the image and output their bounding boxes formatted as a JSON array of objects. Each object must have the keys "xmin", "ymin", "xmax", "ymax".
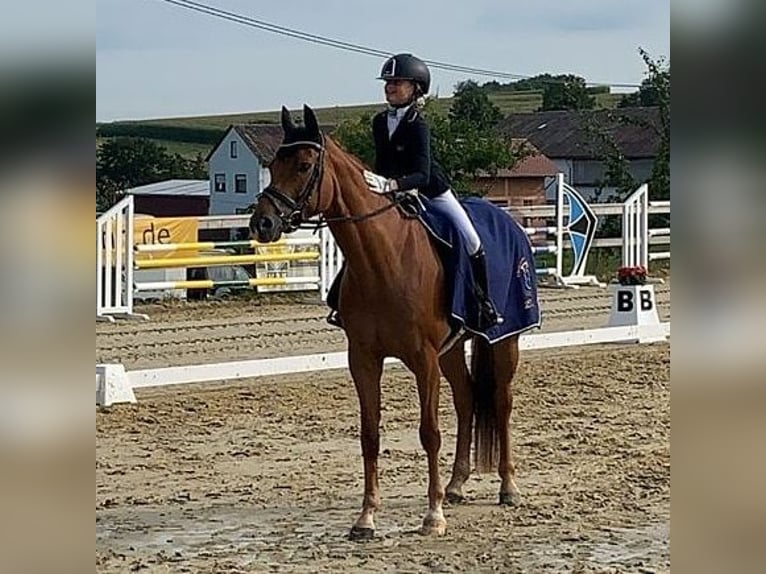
[
  {"xmin": 230, "ymin": 140, "xmax": 238, "ymax": 158},
  {"xmin": 208, "ymin": 265, "xmax": 235, "ymax": 282},
  {"xmin": 214, "ymin": 173, "xmax": 226, "ymax": 192},
  {"xmin": 232, "ymin": 266, "xmax": 251, "ymax": 281},
  {"xmin": 235, "ymin": 174, "xmax": 247, "ymax": 193}
]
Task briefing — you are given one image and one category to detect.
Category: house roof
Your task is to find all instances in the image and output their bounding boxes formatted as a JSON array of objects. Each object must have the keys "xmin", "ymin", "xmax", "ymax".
[
  {"xmin": 233, "ymin": 124, "xmax": 285, "ymax": 164},
  {"xmin": 125, "ymin": 179, "xmax": 209, "ymax": 197},
  {"xmin": 498, "ymin": 107, "xmax": 662, "ymax": 160},
  {"xmin": 476, "ymin": 139, "xmax": 560, "ymax": 178},
  {"xmin": 207, "ymin": 123, "xmax": 335, "ymax": 164}
]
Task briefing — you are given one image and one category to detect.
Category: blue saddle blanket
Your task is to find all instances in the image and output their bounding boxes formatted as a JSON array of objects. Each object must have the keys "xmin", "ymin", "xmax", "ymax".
[{"xmin": 419, "ymin": 196, "xmax": 542, "ymax": 343}]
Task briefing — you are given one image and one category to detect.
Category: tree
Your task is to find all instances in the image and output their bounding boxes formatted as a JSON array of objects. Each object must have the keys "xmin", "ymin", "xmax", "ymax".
[
  {"xmin": 96, "ymin": 137, "xmax": 208, "ymax": 211},
  {"xmin": 482, "ymin": 73, "xmax": 559, "ymax": 93},
  {"xmin": 583, "ymin": 46, "xmax": 670, "ymax": 239},
  {"xmin": 331, "ymin": 113, "xmax": 375, "ymax": 168},
  {"xmin": 583, "ymin": 117, "xmax": 638, "ymax": 202},
  {"xmin": 541, "ymin": 75, "xmax": 596, "ymax": 111},
  {"xmin": 638, "ymin": 48, "xmax": 670, "ymax": 203},
  {"xmin": 189, "ymin": 153, "xmax": 208, "ymax": 179},
  {"xmin": 425, "ymin": 98, "xmax": 515, "ymax": 196},
  {"xmin": 619, "ymin": 51, "xmax": 670, "ymax": 108},
  {"xmin": 448, "ymin": 80, "xmax": 503, "ymax": 130}
]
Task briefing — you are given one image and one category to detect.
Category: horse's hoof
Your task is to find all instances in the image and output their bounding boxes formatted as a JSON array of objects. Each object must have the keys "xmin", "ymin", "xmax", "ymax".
[
  {"xmin": 420, "ymin": 520, "xmax": 447, "ymax": 536},
  {"xmin": 348, "ymin": 526, "xmax": 375, "ymax": 541},
  {"xmin": 445, "ymin": 491, "xmax": 466, "ymax": 505},
  {"xmin": 499, "ymin": 491, "xmax": 522, "ymax": 506}
]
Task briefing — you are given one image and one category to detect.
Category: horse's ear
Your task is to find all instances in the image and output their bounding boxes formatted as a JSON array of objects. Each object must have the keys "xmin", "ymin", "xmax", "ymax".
[
  {"xmin": 303, "ymin": 105, "xmax": 320, "ymax": 140},
  {"xmin": 281, "ymin": 106, "xmax": 295, "ymax": 135}
]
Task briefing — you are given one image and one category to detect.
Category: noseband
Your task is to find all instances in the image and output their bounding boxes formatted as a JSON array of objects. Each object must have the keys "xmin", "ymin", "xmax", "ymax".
[{"xmin": 259, "ymin": 135, "xmax": 325, "ymax": 233}]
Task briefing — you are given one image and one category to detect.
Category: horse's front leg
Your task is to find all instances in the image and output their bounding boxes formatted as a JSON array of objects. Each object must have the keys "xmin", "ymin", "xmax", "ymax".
[
  {"xmin": 409, "ymin": 349, "xmax": 447, "ymax": 536},
  {"xmin": 348, "ymin": 344, "xmax": 384, "ymax": 540}
]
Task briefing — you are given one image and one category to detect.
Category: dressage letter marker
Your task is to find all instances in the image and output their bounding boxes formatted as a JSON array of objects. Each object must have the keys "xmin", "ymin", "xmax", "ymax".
[{"xmin": 607, "ymin": 284, "xmax": 665, "ymax": 343}]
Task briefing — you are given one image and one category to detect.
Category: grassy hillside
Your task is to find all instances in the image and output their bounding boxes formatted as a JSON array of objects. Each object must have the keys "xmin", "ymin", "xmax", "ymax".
[{"xmin": 97, "ymin": 90, "xmax": 624, "ymax": 158}]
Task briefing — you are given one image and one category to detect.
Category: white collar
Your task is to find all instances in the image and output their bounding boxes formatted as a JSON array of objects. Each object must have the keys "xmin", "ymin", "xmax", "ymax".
[{"xmin": 388, "ymin": 104, "xmax": 413, "ymax": 119}]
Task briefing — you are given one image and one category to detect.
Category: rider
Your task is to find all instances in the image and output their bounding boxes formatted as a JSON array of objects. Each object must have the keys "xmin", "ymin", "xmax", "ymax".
[
  {"xmin": 327, "ymin": 53, "xmax": 500, "ymax": 331},
  {"xmin": 368, "ymin": 53, "xmax": 500, "ymax": 330}
]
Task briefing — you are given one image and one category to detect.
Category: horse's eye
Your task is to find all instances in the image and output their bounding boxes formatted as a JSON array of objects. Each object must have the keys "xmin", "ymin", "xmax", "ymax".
[{"xmin": 298, "ymin": 162, "xmax": 312, "ymax": 173}]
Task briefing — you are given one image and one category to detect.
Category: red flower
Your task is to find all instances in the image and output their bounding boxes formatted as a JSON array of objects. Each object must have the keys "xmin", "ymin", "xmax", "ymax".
[{"xmin": 617, "ymin": 266, "xmax": 647, "ymax": 285}]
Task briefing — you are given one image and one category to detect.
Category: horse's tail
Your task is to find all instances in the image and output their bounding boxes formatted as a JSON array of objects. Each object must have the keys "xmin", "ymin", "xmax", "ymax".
[{"xmin": 471, "ymin": 335, "xmax": 498, "ymax": 473}]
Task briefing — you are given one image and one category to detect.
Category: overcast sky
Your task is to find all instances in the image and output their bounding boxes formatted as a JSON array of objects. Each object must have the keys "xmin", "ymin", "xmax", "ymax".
[{"xmin": 96, "ymin": 0, "xmax": 669, "ymax": 122}]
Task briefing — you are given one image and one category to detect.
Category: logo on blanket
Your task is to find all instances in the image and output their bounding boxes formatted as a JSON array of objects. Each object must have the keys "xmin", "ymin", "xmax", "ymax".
[{"xmin": 517, "ymin": 257, "xmax": 535, "ymax": 309}]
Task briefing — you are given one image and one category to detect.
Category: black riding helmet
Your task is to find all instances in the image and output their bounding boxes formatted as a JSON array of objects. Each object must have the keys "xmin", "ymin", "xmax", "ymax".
[{"xmin": 378, "ymin": 53, "xmax": 431, "ymax": 95}]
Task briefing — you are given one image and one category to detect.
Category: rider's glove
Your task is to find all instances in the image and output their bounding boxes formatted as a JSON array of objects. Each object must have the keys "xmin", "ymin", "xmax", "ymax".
[{"xmin": 363, "ymin": 170, "xmax": 397, "ymax": 194}]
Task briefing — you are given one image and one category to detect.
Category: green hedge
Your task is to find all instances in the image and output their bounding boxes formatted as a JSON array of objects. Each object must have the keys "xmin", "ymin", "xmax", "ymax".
[{"xmin": 96, "ymin": 124, "xmax": 225, "ymax": 144}]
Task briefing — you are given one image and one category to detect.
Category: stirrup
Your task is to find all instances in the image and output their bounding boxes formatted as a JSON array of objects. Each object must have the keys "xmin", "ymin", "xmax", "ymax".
[
  {"xmin": 478, "ymin": 301, "xmax": 503, "ymax": 330},
  {"xmin": 326, "ymin": 310, "xmax": 344, "ymax": 329}
]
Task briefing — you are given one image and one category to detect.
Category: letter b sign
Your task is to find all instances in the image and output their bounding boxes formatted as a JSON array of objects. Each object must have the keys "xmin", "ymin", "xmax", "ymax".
[
  {"xmin": 617, "ymin": 289, "xmax": 654, "ymax": 312},
  {"xmin": 609, "ymin": 285, "xmax": 660, "ymax": 328},
  {"xmin": 617, "ymin": 290, "xmax": 633, "ymax": 312}
]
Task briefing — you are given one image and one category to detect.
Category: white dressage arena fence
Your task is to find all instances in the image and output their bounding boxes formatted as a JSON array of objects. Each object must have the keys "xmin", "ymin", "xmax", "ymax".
[
  {"xmin": 98, "ymin": 276, "xmax": 670, "ymax": 406},
  {"xmin": 97, "ymin": 276, "xmax": 670, "ymax": 407},
  {"xmin": 97, "ymin": 322, "xmax": 670, "ymax": 406}
]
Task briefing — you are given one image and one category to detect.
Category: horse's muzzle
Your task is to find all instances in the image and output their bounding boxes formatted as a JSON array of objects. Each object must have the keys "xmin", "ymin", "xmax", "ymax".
[{"xmin": 250, "ymin": 214, "xmax": 282, "ymax": 243}]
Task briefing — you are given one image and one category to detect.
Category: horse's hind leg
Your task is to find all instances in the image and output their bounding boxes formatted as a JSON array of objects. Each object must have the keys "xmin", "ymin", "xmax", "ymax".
[
  {"xmin": 494, "ymin": 336, "xmax": 522, "ymax": 506},
  {"xmin": 439, "ymin": 341, "xmax": 473, "ymax": 504}
]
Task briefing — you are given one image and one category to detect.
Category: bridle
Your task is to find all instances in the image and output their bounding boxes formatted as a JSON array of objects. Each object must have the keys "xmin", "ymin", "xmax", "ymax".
[
  {"xmin": 258, "ymin": 135, "xmax": 327, "ymax": 234},
  {"xmin": 256, "ymin": 134, "xmax": 407, "ymax": 232}
]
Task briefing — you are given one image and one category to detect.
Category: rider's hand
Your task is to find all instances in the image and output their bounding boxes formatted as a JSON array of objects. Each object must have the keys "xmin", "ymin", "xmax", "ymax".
[{"xmin": 363, "ymin": 170, "xmax": 396, "ymax": 194}]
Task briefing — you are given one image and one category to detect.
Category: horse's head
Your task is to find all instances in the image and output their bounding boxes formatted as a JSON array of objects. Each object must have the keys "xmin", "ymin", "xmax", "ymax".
[{"xmin": 249, "ymin": 105, "xmax": 325, "ymax": 242}]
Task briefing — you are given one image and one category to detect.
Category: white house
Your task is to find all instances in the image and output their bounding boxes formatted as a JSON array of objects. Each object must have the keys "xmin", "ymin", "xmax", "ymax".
[
  {"xmin": 205, "ymin": 125, "xmax": 281, "ymax": 215},
  {"xmin": 205, "ymin": 122, "xmax": 334, "ymax": 216}
]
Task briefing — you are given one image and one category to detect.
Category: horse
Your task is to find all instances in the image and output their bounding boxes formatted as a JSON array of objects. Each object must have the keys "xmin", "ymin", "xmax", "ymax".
[{"xmin": 250, "ymin": 105, "xmax": 524, "ymax": 540}]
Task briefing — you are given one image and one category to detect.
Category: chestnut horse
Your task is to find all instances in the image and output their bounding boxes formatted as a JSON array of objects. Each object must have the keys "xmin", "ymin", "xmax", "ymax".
[{"xmin": 250, "ymin": 105, "xmax": 522, "ymax": 539}]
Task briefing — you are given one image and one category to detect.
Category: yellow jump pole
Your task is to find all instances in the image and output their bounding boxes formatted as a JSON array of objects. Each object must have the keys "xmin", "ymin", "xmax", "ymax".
[
  {"xmin": 135, "ymin": 237, "xmax": 318, "ymax": 253},
  {"xmin": 136, "ymin": 252, "xmax": 319, "ymax": 270}
]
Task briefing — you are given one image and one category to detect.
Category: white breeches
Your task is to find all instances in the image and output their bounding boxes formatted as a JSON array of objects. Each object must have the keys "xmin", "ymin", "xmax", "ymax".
[{"xmin": 429, "ymin": 190, "xmax": 482, "ymax": 255}]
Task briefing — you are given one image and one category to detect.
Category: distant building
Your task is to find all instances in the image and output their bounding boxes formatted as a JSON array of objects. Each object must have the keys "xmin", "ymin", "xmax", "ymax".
[
  {"xmin": 474, "ymin": 139, "xmax": 559, "ymax": 209},
  {"xmin": 472, "ymin": 140, "xmax": 559, "ymax": 241},
  {"xmin": 499, "ymin": 107, "xmax": 661, "ymax": 200},
  {"xmin": 125, "ymin": 179, "xmax": 209, "ymax": 217},
  {"xmin": 206, "ymin": 123, "xmax": 334, "ymax": 215}
]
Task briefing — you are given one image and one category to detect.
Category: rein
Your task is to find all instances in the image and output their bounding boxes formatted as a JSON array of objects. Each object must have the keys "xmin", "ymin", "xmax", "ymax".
[
  {"xmin": 305, "ymin": 196, "xmax": 405, "ymax": 231},
  {"xmin": 260, "ymin": 135, "xmax": 408, "ymax": 233}
]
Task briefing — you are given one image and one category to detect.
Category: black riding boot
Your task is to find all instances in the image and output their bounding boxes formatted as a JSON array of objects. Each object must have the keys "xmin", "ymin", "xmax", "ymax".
[
  {"xmin": 325, "ymin": 265, "xmax": 345, "ymax": 328},
  {"xmin": 469, "ymin": 249, "xmax": 501, "ymax": 330}
]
